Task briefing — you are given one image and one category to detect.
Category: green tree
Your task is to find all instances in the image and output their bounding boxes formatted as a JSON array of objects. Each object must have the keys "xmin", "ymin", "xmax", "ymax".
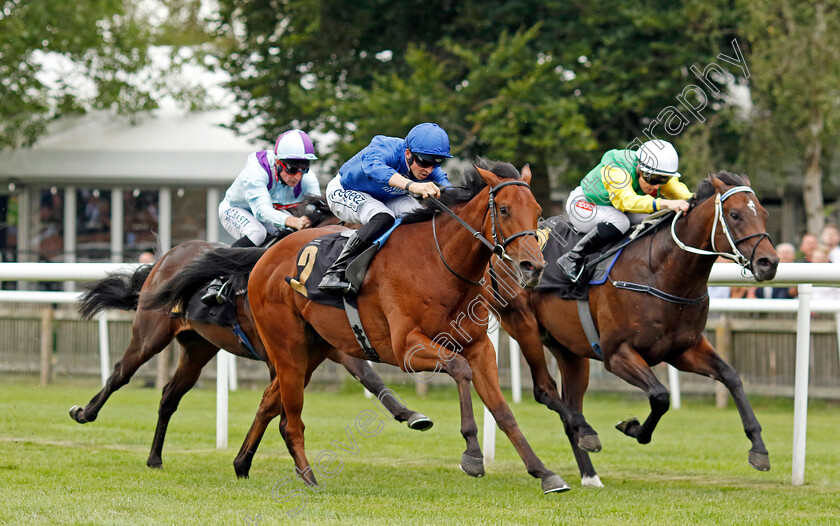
[
  {"xmin": 214, "ymin": 0, "xmax": 748, "ymax": 204},
  {"xmin": 737, "ymin": 0, "xmax": 840, "ymax": 235},
  {"xmin": 0, "ymin": 0, "xmax": 212, "ymax": 149}
]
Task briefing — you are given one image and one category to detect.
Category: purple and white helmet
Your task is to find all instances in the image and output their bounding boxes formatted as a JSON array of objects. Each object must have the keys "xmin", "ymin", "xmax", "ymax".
[{"xmin": 274, "ymin": 129, "xmax": 317, "ymax": 160}]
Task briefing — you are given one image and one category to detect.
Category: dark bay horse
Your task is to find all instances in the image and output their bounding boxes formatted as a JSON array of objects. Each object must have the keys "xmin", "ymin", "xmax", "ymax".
[
  {"xmin": 487, "ymin": 171, "xmax": 779, "ymax": 486},
  {"xmin": 69, "ymin": 198, "xmax": 430, "ymax": 477},
  {"xmin": 149, "ymin": 160, "xmax": 582, "ymax": 494}
]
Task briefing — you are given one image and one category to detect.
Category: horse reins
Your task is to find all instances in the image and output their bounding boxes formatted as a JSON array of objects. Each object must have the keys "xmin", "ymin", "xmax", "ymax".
[
  {"xmin": 670, "ymin": 186, "xmax": 772, "ymax": 274},
  {"xmin": 427, "ymin": 180, "xmax": 537, "ymax": 285}
]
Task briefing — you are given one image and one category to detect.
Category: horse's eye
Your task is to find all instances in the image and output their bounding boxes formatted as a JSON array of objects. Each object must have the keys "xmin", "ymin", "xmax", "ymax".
[
  {"xmin": 729, "ymin": 210, "xmax": 741, "ymax": 221},
  {"xmin": 499, "ymin": 205, "xmax": 508, "ymax": 215}
]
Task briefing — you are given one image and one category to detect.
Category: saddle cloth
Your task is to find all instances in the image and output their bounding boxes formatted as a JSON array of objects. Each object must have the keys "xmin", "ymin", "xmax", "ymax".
[
  {"xmin": 533, "ymin": 213, "xmax": 669, "ymax": 300},
  {"xmin": 285, "ymin": 232, "xmax": 360, "ymax": 310}
]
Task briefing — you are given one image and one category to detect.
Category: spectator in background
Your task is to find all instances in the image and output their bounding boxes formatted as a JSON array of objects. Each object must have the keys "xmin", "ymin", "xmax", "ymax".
[
  {"xmin": 820, "ymin": 224, "xmax": 840, "ymax": 263},
  {"xmin": 798, "ymin": 233, "xmax": 818, "ymax": 262},
  {"xmin": 810, "ymin": 245, "xmax": 840, "ymax": 302},
  {"xmin": 138, "ymin": 251, "xmax": 155, "ymax": 264},
  {"xmin": 754, "ymin": 242, "xmax": 796, "ymax": 299}
]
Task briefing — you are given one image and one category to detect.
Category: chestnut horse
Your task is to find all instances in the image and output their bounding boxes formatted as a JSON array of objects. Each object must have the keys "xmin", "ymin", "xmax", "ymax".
[
  {"xmin": 69, "ymin": 198, "xmax": 430, "ymax": 477},
  {"xmin": 150, "ymin": 160, "xmax": 583, "ymax": 493},
  {"xmin": 487, "ymin": 171, "xmax": 778, "ymax": 486}
]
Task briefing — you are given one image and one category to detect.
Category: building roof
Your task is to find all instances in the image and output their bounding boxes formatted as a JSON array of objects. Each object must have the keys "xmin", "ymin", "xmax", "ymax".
[{"xmin": 0, "ymin": 107, "xmax": 268, "ymax": 187}]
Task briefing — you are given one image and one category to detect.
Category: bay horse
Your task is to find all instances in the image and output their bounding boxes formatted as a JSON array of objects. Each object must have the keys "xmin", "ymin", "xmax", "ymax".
[
  {"xmin": 487, "ymin": 171, "xmax": 778, "ymax": 486},
  {"xmin": 149, "ymin": 160, "xmax": 585, "ymax": 493},
  {"xmin": 69, "ymin": 197, "xmax": 430, "ymax": 477}
]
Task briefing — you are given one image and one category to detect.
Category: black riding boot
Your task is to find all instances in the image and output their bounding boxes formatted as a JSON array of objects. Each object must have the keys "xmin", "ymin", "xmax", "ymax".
[
  {"xmin": 200, "ymin": 236, "xmax": 256, "ymax": 305},
  {"xmin": 318, "ymin": 233, "xmax": 371, "ymax": 294},
  {"xmin": 200, "ymin": 278, "xmax": 227, "ymax": 305},
  {"xmin": 557, "ymin": 223, "xmax": 623, "ymax": 283}
]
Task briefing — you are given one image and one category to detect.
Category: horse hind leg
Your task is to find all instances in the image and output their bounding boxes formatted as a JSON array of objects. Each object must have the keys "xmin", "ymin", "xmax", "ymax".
[
  {"xmin": 328, "ymin": 350, "xmax": 433, "ymax": 431},
  {"xmin": 147, "ymin": 338, "xmax": 218, "ymax": 469},
  {"xmin": 669, "ymin": 336, "xmax": 770, "ymax": 471},
  {"xmin": 607, "ymin": 342, "xmax": 670, "ymax": 445},
  {"xmin": 69, "ymin": 312, "xmax": 176, "ymax": 424}
]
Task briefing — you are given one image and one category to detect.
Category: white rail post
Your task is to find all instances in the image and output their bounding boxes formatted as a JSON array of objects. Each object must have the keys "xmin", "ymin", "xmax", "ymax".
[
  {"xmin": 509, "ymin": 336, "xmax": 522, "ymax": 404},
  {"xmin": 216, "ymin": 351, "xmax": 229, "ymax": 449},
  {"xmin": 792, "ymin": 284, "xmax": 812, "ymax": 486},
  {"xmin": 482, "ymin": 321, "xmax": 500, "ymax": 462},
  {"xmin": 98, "ymin": 312, "xmax": 110, "ymax": 387},
  {"xmin": 667, "ymin": 365, "xmax": 681, "ymax": 410}
]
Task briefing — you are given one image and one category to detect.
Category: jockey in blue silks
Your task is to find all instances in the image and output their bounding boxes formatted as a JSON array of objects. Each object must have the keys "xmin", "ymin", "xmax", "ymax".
[
  {"xmin": 202, "ymin": 129, "xmax": 321, "ymax": 304},
  {"xmin": 318, "ymin": 123, "xmax": 452, "ymax": 293}
]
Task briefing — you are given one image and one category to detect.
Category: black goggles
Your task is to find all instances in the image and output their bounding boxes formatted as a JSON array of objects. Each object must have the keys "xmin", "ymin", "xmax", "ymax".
[
  {"xmin": 279, "ymin": 160, "xmax": 310, "ymax": 175},
  {"xmin": 410, "ymin": 151, "xmax": 444, "ymax": 169},
  {"xmin": 641, "ymin": 171, "xmax": 673, "ymax": 186}
]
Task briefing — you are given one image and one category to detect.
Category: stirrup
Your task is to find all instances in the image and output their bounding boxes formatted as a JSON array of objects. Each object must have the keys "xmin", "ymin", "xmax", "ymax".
[
  {"xmin": 318, "ymin": 271, "xmax": 351, "ymax": 294},
  {"xmin": 200, "ymin": 279, "xmax": 229, "ymax": 305},
  {"xmin": 557, "ymin": 256, "xmax": 584, "ymax": 283}
]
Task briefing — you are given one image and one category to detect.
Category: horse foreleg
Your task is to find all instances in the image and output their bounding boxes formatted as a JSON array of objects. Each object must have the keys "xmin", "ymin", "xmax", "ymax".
[
  {"xmin": 147, "ymin": 340, "xmax": 218, "ymax": 469},
  {"xmin": 234, "ymin": 376, "xmax": 284, "ymax": 478},
  {"xmin": 69, "ymin": 313, "xmax": 176, "ymax": 424},
  {"xmin": 669, "ymin": 336, "xmax": 770, "ymax": 471},
  {"xmin": 502, "ymin": 314, "xmax": 600, "ymax": 453},
  {"xmin": 402, "ymin": 330, "xmax": 482, "ymax": 476},
  {"xmin": 466, "ymin": 341, "xmax": 570, "ymax": 493},
  {"xmin": 552, "ymin": 348, "xmax": 602, "ymax": 487},
  {"xmin": 606, "ymin": 342, "xmax": 670, "ymax": 445},
  {"xmin": 327, "ymin": 350, "xmax": 433, "ymax": 431}
]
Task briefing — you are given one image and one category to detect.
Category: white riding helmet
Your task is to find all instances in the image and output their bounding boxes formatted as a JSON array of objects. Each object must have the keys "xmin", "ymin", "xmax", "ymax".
[
  {"xmin": 637, "ymin": 139, "xmax": 680, "ymax": 178},
  {"xmin": 274, "ymin": 129, "xmax": 318, "ymax": 160}
]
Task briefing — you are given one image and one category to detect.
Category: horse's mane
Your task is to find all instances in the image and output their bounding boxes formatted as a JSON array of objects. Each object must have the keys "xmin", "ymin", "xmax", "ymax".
[
  {"xmin": 401, "ymin": 158, "xmax": 522, "ymax": 224},
  {"xmin": 688, "ymin": 170, "xmax": 748, "ymax": 210}
]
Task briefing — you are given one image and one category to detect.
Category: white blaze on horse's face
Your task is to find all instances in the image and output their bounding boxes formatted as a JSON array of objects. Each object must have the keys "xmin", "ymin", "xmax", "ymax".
[{"xmin": 747, "ymin": 199, "xmax": 757, "ymax": 217}]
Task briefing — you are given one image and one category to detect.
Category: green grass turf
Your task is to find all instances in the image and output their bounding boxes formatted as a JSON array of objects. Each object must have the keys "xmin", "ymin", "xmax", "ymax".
[{"xmin": 0, "ymin": 376, "xmax": 838, "ymax": 525}]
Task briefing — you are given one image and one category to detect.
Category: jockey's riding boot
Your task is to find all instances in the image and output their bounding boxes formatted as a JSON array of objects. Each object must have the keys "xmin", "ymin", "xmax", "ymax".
[
  {"xmin": 557, "ymin": 223, "xmax": 623, "ymax": 283},
  {"xmin": 318, "ymin": 233, "xmax": 370, "ymax": 294},
  {"xmin": 200, "ymin": 278, "xmax": 226, "ymax": 305},
  {"xmin": 231, "ymin": 235, "xmax": 256, "ymax": 248}
]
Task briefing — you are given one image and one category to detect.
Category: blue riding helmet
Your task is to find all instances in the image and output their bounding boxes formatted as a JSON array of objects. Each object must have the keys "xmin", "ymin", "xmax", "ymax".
[{"xmin": 405, "ymin": 123, "xmax": 452, "ymax": 164}]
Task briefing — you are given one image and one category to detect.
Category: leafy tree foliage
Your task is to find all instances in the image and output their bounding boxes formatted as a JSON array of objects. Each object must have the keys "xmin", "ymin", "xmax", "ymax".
[{"xmin": 0, "ymin": 0, "xmax": 212, "ymax": 149}]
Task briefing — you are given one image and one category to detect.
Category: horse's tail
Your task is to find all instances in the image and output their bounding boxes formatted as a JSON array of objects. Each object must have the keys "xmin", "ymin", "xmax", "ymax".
[
  {"xmin": 143, "ymin": 247, "xmax": 267, "ymax": 312},
  {"xmin": 78, "ymin": 264, "xmax": 154, "ymax": 319}
]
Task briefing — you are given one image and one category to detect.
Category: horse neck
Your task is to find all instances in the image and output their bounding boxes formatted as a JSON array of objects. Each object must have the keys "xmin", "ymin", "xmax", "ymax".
[
  {"xmin": 433, "ymin": 188, "xmax": 493, "ymax": 283},
  {"xmin": 653, "ymin": 202, "xmax": 718, "ymax": 295}
]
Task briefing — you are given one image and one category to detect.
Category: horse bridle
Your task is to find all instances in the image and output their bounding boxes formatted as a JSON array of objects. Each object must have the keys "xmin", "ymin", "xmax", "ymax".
[
  {"xmin": 428, "ymin": 180, "xmax": 537, "ymax": 285},
  {"xmin": 670, "ymin": 185, "xmax": 772, "ymax": 274}
]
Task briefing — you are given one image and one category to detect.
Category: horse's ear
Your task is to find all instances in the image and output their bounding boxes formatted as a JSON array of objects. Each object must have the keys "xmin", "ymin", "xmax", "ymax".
[
  {"xmin": 740, "ymin": 172, "xmax": 751, "ymax": 186},
  {"xmin": 520, "ymin": 164, "xmax": 532, "ymax": 185},
  {"xmin": 709, "ymin": 174, "xmax": 727, "ymax": 193},
  {"xmin": 475, "ymin": 165, "xmax": 501, "ymax": 187}
]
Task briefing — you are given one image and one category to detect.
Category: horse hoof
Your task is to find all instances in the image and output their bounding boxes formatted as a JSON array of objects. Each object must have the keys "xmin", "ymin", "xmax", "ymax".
[
  {"xmin": 541, "ymin": 474, "xmax": 571, "ymax": 494},
  {"xmin": 69, "ymin": 406, "xmax": 87, "ymax": 424},
  {"xmin": 407, "ymin": 412, "xmax": 433, "ymax": 432},
  {"xmin": 615, "ymin": 417, "xmax": 641, "ymax": 438},
  {"xmin": 581, "ymin": 475, "xmax": 604, "ymax": 488},
  {"xmin": 578, "ymin": 433, "xmax": 602, "ymax": 453},
  {"xmin": 459, "ymin": 453, "xmax": 485, "ymax": 478},
  {"xmin": 147, "ymin": 460, "xmax": 162, "ymax": 469},
  {"xmin": 749, "ymin": 450, "xmax": 771, "ymax": 471}
]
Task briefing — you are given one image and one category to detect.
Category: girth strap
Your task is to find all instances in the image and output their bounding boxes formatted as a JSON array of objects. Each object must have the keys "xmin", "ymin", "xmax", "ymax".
[
  {"xmin": 342, "ymin": 296, "xmax": 381, "ymax": 362},
  {"xmin": 576, "ymin": 299, "xmax": 603, "ymax": 360}
]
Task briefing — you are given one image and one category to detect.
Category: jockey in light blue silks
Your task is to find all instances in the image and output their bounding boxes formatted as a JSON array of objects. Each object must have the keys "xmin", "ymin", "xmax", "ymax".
[
  {"xmin": 318, "ymin": 123, "xmax": 452, "ymax": 294},
  {"xmin": 202, "ymin": 129, "xmax": 321, "ymax": 304}
]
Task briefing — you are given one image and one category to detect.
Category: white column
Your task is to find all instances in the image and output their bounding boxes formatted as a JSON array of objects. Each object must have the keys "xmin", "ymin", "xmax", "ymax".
[
  {"xmin": 158, "ymin": 187, "xmax": 172, "ymax": 252},
  {"xmin": 63, "ymin": 187, "xmax": 76, "ymax": 292},
  {"xmin": 482, "ymin": 322, "xmax": 500, "ymax": 462},
  {"xmin": 791, "ymin": 284, "xmax": 812, "ymax": 486},
  {"xmin": 110, "ymin": 188, "xmax": 123, "ymax": 262},
  {"xmin": 667, "ymin": 365, "xmax": 681, "ymax": 410},
  {"xmin": 98, "ymin": 312, "xmax": 110, "ymax": 386},
  {"xmin": 206, "ymin": 188, "xmax": 220, "ymax": 242},
  {"xmin": 509, "ymin": 336, "xmax": 522, "ymax": 403},
  {"xmin": 216, "ymin": 351, "xmax": 229, "ymax": 449}
]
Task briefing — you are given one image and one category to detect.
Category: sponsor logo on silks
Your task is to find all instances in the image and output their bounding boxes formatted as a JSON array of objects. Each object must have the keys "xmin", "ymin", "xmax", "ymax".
[
  {"xmin": 331, "ymin": 189, "xmax": 366, "ymax": 212},
  {"xmin": 575, "ymin": 200, "xmax": 595, "ymax": 212},
  {"xmin": 273, "ymin": 202, "xmax": 301, "ymax": 211}
]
